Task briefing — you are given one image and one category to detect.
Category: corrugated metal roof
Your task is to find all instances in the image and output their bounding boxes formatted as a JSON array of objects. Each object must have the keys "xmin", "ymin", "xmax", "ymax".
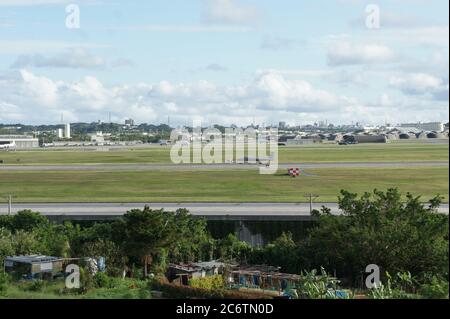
[{"xmin": 5, "ymin": 255, "xmax": 63, "ymax": 264}]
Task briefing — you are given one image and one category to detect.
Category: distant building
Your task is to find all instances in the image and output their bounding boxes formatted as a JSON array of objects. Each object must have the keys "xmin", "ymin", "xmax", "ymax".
[
  {"xmin": 400, "ymin": 122, "xmax": 444, "ymax": 132},
  {"xmin": 125, "ymin": 118, "xmax": 135, "ymax": 127},
  {"xmin": 286, "ymin": 138, "xmax": 315, "ymax": 145},
  {"xmin": 278, "ymin": 135, "xmax": 296, "ymax": 143},
  {"xmin": 57, "ymin": 128, "xmax": 64, "ymax": 139},
  {"xmin": 89, "ymin": 131, "xmax": 105, "ymax": 144},
  {"xmin": 278, "ymin": 121, "xmax": 287, "ymax": 130},
  {"xmin": 0, "ymin": 135, "xmax": 39, "ymax": 149},
  {"xmin": 65, "ymin": 123, "xmax": 71, "ymax": 139},
  {"xmin": 353, "ymin": 135, "xmax": 387, "ymax": 143}
]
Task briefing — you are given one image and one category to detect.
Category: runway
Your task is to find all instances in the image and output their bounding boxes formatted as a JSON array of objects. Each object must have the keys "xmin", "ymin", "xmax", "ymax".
[
  {"xmin": 0, "ymin": 161, "xmax": 448, "ymax": 171},
  {"xmin": 0, "ymin": 202, "xmax": 448, "ymax": 221}
]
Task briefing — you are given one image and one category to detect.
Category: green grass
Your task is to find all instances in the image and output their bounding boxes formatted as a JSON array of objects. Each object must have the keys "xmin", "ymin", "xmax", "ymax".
[
  {"xmin": 1, "ymin": 167, "xmax": 447, "ymax": 203},
  {"xmin": 0, "ymin": 279, "xmax": 151, "ymax": 299},
  {"xmin": 0, "ymin": 143, "xmax": 448, "ymax": 165}
]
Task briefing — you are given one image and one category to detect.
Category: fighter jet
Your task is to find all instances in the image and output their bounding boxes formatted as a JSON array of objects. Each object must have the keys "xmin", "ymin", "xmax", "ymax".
[{"xmin": 235, "ymin": 152, "xmax": 276, "ymax": 166}]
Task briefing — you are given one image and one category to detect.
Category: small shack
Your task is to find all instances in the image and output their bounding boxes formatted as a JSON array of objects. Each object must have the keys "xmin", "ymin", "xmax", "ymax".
[
  {"xmin": 167, "ymin": 261, "xmax": 228, "ymax": 285},
  {"xmin": 4, "ymin": 255, "xmax": 66, "ymax": 280}
]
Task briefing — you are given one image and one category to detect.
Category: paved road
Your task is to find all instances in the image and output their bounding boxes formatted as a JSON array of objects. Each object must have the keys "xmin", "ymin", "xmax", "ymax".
[
  {"xmin": 0, "ymin": 202, "xmax": 448, "ymax": 221},
  {"xmin": 0, "ymin": 161, "xmax": 448, "ymax": 171}
]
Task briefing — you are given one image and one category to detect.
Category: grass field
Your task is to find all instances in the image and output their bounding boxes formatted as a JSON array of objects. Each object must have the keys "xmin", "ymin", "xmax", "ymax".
[
  {"xmin": 0, "ymin": 143, "xmax": 448, "ymax": 165},
  {"xmin": 0, "ymin": 279, "xmax": 151, "ymax": 299},
  {"xmin": 1, "ymin": 167, "xmax": 447, "ymax": 203}
]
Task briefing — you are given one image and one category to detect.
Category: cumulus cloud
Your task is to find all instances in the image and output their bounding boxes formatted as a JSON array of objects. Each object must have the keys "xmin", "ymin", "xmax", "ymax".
[
  {"xmin": 327, "ymin": 42, "xmax": 398, "ymax": 66},
  {"xmin": 202, "ymin": 0, "xmax": 261, "ymax": 25},
  {"xmin": 0, "ymin": 70, "xmax": 447, "ymax": 126},
  {"xmin": 390, "ymin": 73, "xmax": 449, "ymax": 101},
  {"xmin": 0, "ymin": 70, "xmax": 348, "ymax": 125}
]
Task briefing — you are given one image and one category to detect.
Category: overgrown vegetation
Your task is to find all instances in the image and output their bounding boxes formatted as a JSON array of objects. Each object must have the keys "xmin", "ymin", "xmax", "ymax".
[{"xmin": 0, "ymin": 188, "xmax": 448, "ymax": 299}]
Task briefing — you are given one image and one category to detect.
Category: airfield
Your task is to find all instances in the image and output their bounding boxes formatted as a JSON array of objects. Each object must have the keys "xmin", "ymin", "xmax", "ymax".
[{"xmin": 0, "ymin": 142, "xmax": 448, "ymax": 219}]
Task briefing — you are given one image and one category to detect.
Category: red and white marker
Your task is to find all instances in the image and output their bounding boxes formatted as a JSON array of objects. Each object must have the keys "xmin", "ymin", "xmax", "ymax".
[{"xmin": 288, "ymin": 168, "xmax": 300, "ymax": 177}]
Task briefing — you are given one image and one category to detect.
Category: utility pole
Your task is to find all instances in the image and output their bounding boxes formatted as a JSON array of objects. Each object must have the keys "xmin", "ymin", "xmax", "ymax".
[
  {"xmin": 4, "ymin": 195, "xmax": 13, "ymax": 215},
  {"xmin": 304, "ymin": 193, "xmax": 319, "ymax": 214}
]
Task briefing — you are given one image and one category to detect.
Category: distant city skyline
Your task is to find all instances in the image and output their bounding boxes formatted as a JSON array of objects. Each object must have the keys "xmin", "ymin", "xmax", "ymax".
[
  {"xmin": 0, "ymin": 0, "xmax": 448, "ymax": 126},
  {"xmin": 1, "ymin": 118, "xmax": 447, "ymax": 130}
]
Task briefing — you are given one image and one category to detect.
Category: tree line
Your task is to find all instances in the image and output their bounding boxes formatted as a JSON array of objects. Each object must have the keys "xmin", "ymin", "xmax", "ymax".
[{"xmin": 0, "ymin": 188, "xmax": 448, "ymax": 289}]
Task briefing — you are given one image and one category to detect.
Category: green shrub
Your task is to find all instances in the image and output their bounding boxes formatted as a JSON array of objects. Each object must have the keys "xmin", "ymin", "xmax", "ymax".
[
  {"xmin": 368, "ymin": 272, "xmax": 421, "ymax": 299},
  {"xmin": 25, "ymin": 279, "xmax": 46, "ymax": 292},
  {"xmin": 189, "ymin": 275, "xmax": 225, "ymax": 291},
  {"xmin": 93, "ymin": 272, "xmax": 111, "ymax": 289},
  {"xmin": 153, "ymin": 282, "xmax": 269, "ymax": 299},
  {"xmin": 296, "ymin": 268, "xmax": 342, "ymax": 299},
  {"xmin": 419, "ymin": 277, "xmax": 449, "ymax": 299},
  {"xmin": 0, "ymin": 273, "xmax": 10, "ymax": 293},
  {"xmin": 84, "ymin": 286, "xmax": 151, "ymax": 299}
]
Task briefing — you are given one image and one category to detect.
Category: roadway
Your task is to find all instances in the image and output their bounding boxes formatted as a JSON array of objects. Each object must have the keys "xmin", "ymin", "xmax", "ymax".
[
  {"xmin": 0, "ymin": 202, "xmax": 448, "ymax": 221},
  {"xmin": 0, "ymin": 161, "xmax": 448, "ymax": 171}
]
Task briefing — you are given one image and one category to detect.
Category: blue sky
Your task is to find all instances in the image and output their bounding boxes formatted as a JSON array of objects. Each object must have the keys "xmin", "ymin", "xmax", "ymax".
[{"xmin": 0, "ymin": 0, "xmax": 448, "ymax": 126}]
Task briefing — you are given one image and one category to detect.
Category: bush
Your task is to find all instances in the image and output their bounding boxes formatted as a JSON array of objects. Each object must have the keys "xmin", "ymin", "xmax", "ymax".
[
  {"xmin": 78, "ymin": 267, "xmax": 94, "ymax": 293},
  {"xmin": 419, "ymin": 277, "xmax": 449, "ymax": 299},
  {"xmin": 295, "ymin": 268, "xmax": 343, "ymax": 299},
  {"xmin": 93, "ymin": 272, "xmax": 111, "ymax": 289},
  {"xmin": 0, "ymin": 273, "xmax": 10, "ymax": 293},
  {"xmin": 367, "ymin": 272, "xmax": 421, "ymax": 299},
  {"xmin": 189, "ymin": 275, "xmax": 225, "ymax": 291},
  {"xmin": 25, "ymin": 279, "xmax": 46, "ymax": 292},
  {"xmin": 153, "ymin": 282, "xmax": 270, "ymax": 299}
]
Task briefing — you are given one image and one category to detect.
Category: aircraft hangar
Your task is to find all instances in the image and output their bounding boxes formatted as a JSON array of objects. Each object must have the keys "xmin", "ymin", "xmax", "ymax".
[{"xmin": 0, "ymin": 135, "xmax": 39, "ymax": 149}]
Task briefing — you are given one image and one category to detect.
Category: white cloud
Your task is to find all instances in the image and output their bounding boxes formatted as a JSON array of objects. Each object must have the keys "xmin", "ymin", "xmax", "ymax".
[
  {"xmin": 0, "ymin": 70, "xmax": 447, "ymax": 126},
  {"xmin": 0, "ymin": 0, "xmax": 67, "ymax": 5},
  {"xmin": 11, "ymin": 48, "xmax": 106, "ymax": 69},
  {"xmin": 328, "ymin": 42, "xmax": 397, "ymax": 66},
  {"xmin": 0, "ymin": 40, "xmax": 107, "ymax": 55},
  {"xmin": 0, "ymin": 102, "xmax": 23, "ymax": 121},
  {"xmin": 325, "ymin": 26, "xmax": 449, "ymax": 49},
  {"xmin": 0, "ymin": 70, "xmax": 343, "ymax": 125},
  {"xmin": 0, "ymin": 0, "xmax": 104, "ymax": 6},
  {"xmin": 389, "ymin": 73, "xmax": 449, "ymax": 101},
  {"xmin": 203, "ymin": 0, "xmax": 261, "ymax": 25},
  {"xmin": 107, "ymin": 24, "xmax": 252, "ymax": 33},
  {"xmin": 350, "ymin": 11, "xmax": 424, "ymax": 29}
]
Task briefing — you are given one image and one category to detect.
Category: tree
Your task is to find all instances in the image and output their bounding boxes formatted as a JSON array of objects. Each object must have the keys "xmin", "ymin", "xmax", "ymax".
[
  {"xmin": 217, "ymin": 234, "xmax": 252, "ymax": 262},
  {"xmin": 113, "ymin": 207, "xmax": 185, "ymax": 278},
  {"xmin": 169, "ymin": 209, "xmax": 213, "ymax": 263},
  {"xmin": 303, "ymin": 189, "xmax": 449, "ymax": 284},
  {"xmin": 0, "ymin": 228, "xmax": 14, "ymax": 265},
  {"xmin": 10, "ymin": 210, "xmax": 49, "ymax": 232},
  {"xmin": 250, "ymin": 232, "xmax": 299, "ymax": 273}
]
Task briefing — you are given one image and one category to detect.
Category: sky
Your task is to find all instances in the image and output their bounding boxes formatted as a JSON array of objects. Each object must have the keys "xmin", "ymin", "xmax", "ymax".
[{"xmin": 0, "ymin": 0, "xmax": 448, "ymax": 126}]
